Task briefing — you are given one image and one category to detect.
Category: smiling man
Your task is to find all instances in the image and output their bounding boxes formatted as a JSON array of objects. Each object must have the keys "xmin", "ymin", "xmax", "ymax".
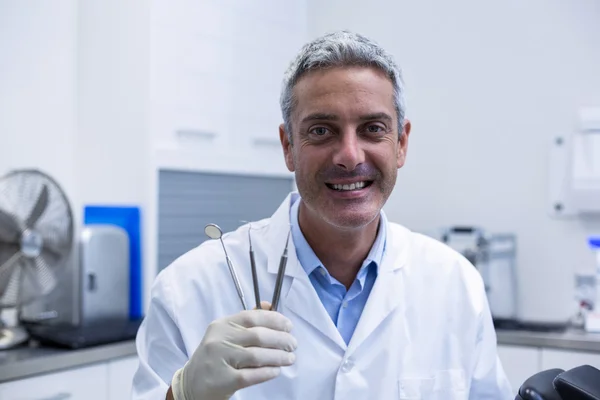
[{"xmin": 132, "ymin": 31, "xmax": 513, "ymax": 400}]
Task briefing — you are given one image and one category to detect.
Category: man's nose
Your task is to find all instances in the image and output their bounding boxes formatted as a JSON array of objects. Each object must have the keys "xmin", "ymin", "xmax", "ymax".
[{"xmin": 331, "ymin": 131, "xmax": 365, "ymax": 171}]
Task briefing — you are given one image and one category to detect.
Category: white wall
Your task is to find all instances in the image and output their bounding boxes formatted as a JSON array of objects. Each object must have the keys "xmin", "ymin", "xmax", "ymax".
[
  {"xmin": 0, "ymin": 1, "xmax": 150, "ymax": 221},
  {"xmin": 76, "ymin": 1, "xmax": 150, "ymax": 208},
  {"xmin": 308, "ymin": 0, "xmax": 600, "ymax": 324},
  {"xmin": 0, "ymin": 0, "xmax": 79, "ymax": 219}
]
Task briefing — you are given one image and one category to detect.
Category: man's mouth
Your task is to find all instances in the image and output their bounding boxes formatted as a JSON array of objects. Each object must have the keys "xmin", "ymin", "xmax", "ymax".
[{"xmin": 325, "ymin": 181, "xmax": 374, "ymax": 191}]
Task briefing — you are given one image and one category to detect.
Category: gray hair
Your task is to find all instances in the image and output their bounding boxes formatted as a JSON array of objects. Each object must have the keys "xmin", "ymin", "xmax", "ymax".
[{"xmin": 280, "ymin": 30, "xmax": 406, "ymax": 140}]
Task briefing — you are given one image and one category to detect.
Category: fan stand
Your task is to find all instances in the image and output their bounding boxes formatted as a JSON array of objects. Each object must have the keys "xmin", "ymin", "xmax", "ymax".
[
  {"xmin": 0, "ymin": 307, "xmax": 30, "ymax": 350},
  {"xmin": 0, "ymin": 325, "xmax": 28, "ymax": 350}
]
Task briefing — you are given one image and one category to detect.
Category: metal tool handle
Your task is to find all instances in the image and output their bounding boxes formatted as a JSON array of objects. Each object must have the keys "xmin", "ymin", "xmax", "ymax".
[
  {"xmin": 226, "ymin": 256, "xmax": 248, "ymax": 310},
  {"xmin": 270, "ymin": 254, "xmax": 288, "ymax": 312},
  {"xmin": 249, "ymin": 250, "xmax": 261, "ymax": 309}
]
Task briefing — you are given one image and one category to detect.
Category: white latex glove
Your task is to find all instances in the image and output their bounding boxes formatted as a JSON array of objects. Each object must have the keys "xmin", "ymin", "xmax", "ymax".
[{"xmin": 171, "ymin": 303, "xmax": 297, "ymax": 400}]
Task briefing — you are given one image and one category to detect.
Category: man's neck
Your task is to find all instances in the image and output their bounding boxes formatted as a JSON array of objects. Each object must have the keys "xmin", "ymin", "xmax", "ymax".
[{"xmin": 298, "ymin": 201, "xmax": 380, "ymax": 289}]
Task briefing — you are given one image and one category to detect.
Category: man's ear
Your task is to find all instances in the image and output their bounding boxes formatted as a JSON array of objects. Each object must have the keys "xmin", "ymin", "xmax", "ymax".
[
  {"xmin": 279, "ymin": 124, "xmax": 295, "ymax": 172},
  {"xmin": 397, "ymin": 119, "xmax": 411, "ymax": 169}
]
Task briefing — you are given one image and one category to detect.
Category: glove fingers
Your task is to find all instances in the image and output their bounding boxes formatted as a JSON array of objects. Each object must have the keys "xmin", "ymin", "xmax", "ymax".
[
  {"xmin": 230, "ymin": 309, "xmax": 293, "ymax": 332},
  {"xmin": 233, "ymin": 367, "xmax": 281, "ymax": 390},
  {"xmin": 231, "ymin": 325, "xmax": 297, "ymax": 351},
  {"xmin": 227, "ymin": 344, "xmax": 296, "ymax": 369}
]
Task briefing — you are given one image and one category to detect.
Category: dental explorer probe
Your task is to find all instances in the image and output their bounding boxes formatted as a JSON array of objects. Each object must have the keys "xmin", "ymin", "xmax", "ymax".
[
  {"xmin": 248, "ymin": 225, "xmax": 262, "ymax": 309},
  {"xmin": 270, "ymin": 230, "xmax": 291, "ymax": 312},
  {"xmin": 204, "ymin": 223, "xmax": 248, "ymax": 310}
]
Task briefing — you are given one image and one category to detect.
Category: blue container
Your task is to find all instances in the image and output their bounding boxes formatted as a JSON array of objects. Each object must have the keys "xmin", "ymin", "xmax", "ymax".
[
  {"xmin": 590, "ymin": 237, "xmax": 600, "ymax": 249},
  {"xmin": 84, "ymin": 206, "xmax": 143, "ymax": 319}
]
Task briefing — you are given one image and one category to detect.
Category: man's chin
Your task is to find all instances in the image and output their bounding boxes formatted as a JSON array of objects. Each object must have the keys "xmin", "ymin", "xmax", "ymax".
[{"xmin": 322, "ymin": 209, "xmax": 381, "ymax": 231}]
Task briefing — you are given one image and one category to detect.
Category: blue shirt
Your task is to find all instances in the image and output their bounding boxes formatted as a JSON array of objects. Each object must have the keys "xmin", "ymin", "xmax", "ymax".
[{"xmin": 289, "ymin": 197, "xmax": 386, "ymax": 345}]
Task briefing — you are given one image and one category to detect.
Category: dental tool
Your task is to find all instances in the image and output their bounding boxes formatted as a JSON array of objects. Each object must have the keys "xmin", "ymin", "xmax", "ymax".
[
  {"xmin": 270, "ymin": 230, "xmax": 291, "ymax": 312},
  {"xmin": 204, "ymin": 223, "xmax": 248, "ymax": 310},
  {"xmin": 248, "ymin": 225, "xmax": 262, "ymax": 309}
]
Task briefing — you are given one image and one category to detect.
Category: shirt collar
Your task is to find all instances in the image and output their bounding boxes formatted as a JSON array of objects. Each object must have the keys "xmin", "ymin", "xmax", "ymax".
[{"xmin": 289, "ymin": 195, "xmax": 387, "ymax": 278}]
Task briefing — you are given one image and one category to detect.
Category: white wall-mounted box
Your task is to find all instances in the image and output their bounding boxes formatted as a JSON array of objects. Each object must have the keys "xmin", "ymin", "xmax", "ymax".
[{"xmin": 549, "ymin": 107, "xmax": 600, "ymax": 217}]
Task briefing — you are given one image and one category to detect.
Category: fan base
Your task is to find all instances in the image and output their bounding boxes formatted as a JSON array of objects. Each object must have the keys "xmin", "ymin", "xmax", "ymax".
[{"xmin": 0, "ymin": 325, "xmax": 29, "ymax": 350}]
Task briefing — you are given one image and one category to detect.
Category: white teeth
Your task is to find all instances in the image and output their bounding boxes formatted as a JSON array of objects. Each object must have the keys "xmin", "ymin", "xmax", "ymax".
[{"xmin": 332, "ymin": 181, "xmax": 366, "ymax": 191}]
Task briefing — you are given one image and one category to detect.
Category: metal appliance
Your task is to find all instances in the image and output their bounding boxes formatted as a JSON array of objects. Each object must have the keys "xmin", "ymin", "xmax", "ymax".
[
  {"xmin": 441, "ymin": 226, "xmax": 519, "ymax": 328},
  {"xmin": 79, "ymin": 224, "xmax": 130, "ymax": 323},
  {"xmin": 22, "ymin": 224, "xmax": 131, "ymax": 329}
]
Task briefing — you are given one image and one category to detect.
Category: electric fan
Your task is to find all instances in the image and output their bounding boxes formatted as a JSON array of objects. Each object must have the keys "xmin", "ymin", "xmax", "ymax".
[{"xmin": 0, "ymin": 169, "xmax": 74, "ymax": 349}]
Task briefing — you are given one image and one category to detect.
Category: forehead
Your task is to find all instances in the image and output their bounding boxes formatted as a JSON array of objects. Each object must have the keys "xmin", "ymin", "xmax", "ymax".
[{"xmin": 291, "ymin": 66, "xmax": 396, "ymax": 122}]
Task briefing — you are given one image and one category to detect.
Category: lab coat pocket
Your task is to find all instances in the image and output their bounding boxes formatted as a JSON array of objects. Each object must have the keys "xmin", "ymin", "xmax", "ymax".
[{"xmin": 398, "ymin": 369, "xmax": 467, "ymax": 399}]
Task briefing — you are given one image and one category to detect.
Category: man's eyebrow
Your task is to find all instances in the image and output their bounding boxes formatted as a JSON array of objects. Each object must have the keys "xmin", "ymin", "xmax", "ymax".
[
  {"xmin": 301, "ymin": 113, "xmax": 339, "ymax": 123},
  {"xmin": 300, "ymin": 112, "xmax": 393, "ymax": 124},
  {"xmin": 359, "ymin": 112, "xmax": 393, "ymax": 122}
]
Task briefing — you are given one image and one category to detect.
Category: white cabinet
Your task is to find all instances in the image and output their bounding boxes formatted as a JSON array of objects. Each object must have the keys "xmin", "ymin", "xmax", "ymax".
[
  {"xmin": 0, "ymin": 363, "xmax": 108, "ymax": 400},
  {"xmin": 497, "ymin": 344, "xmax": 541, "ymax": 394},
  {"xmin": 149, "ymin": 0, "xmax": 306, "ymax": 177},
  {"xmin": 541, "ymin": 348, "xmax": 600, "ymax": 371},
  {"xmin": 108, "ymin": 356, "xmax": 139, "ymax": 400},
  {"xmin": 0, "ymin": 356, "xmax": 138, "ymax": 400}
]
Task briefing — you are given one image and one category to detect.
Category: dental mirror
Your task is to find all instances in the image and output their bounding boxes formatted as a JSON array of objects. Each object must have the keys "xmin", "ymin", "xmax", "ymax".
[
  {"xmin": 204, "ymin": 222, "xmax": 248, "ymax": 310},
  {"xmin": 205, "ymin": 223, "xmax": 222, "ymax": 240}
]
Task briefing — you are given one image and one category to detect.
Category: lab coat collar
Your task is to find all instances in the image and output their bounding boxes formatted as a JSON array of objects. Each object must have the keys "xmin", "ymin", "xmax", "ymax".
[
  {"xmin": 266, "ymin": 191, "xmax": 406, "ymax": 276},
  {"xmin": 266, "ymin": 192, "xmax": 410, "ymax": 352},
  {"xmin": 266, "ymin": 192, "xmax": 303, "ymax": 278}
]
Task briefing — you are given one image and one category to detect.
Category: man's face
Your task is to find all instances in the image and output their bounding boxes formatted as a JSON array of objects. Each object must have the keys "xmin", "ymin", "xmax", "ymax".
[{"xmin": 280, "ymin": 66, "xmax": 411, "ymax": 230}]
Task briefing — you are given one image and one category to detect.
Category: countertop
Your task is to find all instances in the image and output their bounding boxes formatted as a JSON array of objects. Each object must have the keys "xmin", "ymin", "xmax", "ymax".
[
  {"xmin": 496, "ymin": 327, "xmax": 600, "ymax": 352},
  {"xmin": 3, "ymin": 328, "xmax": 600, "ymax": 384}
]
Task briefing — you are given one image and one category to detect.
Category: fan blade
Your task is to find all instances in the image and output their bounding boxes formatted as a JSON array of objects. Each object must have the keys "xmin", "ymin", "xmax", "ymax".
[
  {"xmin": 0, "ymin": 252, "xmax": 21, "ymax": 297},
  {"xmin": 0, "ymin": 209, "xmax": 21, "ymax": 243},
  {"xmin": 25, "ymin": 184, "xmax": 49, "ymax": 228},
  {"xmin": 19, "ymin": 257, "xmax": 43, "ymax": 304},
  {"xmin": 39, "ymin": 246, "xmax": 60, "ymax": 267},
  {"xmin": 31, "ymin": 255, "xmax": 57, "ymax": 295},
  {"xmin": 0, "ymin": 265, "xmax": 21, "ymax": 307},
  {"xmin": 41, "ymin": 237, "xmax": 70, "ymax": 260}
]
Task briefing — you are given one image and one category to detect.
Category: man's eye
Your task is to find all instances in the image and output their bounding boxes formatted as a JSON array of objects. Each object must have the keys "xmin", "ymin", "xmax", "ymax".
[
  {"xmin": 366, "ymin": 124, "xmax": 385, "ymax": 133},
  {"xmin": 310, "ymin": 127, "xmax": 330, "ymax": 136}
]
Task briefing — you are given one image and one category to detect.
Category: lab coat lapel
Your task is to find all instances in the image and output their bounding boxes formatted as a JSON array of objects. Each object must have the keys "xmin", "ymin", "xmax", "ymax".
[
  {"xmin": 284, "ymin": 273, "xmax": 347, "ymax": 350},
  {"xmin": 346, "ymin": 225, "xmax": 409, "ymax": 356},
  {"xmin": 266, "ymin": 192, "xmax": 302, "ymax": 279},
  {"xmin": 265, "ymin": 192, "xmax": 347, "ymax": 351}
]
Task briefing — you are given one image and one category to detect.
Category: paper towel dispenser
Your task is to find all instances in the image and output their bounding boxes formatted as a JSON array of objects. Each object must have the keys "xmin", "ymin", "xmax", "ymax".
[{"xmin": 549, "ymin": 107, "xmax": 600, "ymax": 217}]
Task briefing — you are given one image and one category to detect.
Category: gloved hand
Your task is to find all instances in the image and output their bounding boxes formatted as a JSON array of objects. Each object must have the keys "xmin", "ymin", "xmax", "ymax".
[{"xmin": 171, "ymin": 302, "xmax": 297, "ymax": 400}]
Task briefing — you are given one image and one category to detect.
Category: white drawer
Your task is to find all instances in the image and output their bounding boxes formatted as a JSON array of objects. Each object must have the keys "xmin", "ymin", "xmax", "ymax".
[
  {"xmin": 0, "ymin": 363, "xmax": 108, "ymax": 400},
  {"xmin": 497, "ymin": 344, "xmax": 541, "ymax": 394},
  {"xmin": 108, "ymin": 356, "xmax": 139, "ymax": 400},
  {"xmin": 541, "ymin": 348, "xmax": 600, "ymax": 371}
]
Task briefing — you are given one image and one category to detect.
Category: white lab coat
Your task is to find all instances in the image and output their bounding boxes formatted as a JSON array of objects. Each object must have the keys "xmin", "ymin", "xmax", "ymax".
[{"xmin": 132, "ymin": 192, "xmax": 513, "ymax": 400}]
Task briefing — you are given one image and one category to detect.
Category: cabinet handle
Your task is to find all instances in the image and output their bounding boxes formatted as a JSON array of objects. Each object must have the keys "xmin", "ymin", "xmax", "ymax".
[
  {"xmin": 88, "ymin": 272, "xmax": 97, "ymax": 292},
  {"xmin": 36, "ymin": 393, "xmax": 72, "ymax": 400},
  {"xmin": 252, "ymin": 138, "xmax": 280, "ymax": 147},
  {"xmin": 176, "ymin": 129, "xmax": 216, "ymax": 140}
]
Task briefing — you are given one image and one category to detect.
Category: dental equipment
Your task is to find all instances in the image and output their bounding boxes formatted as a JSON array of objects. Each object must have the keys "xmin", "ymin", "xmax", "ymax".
[
  {"xmin": 269, "ymin": 230, "xmax": 291, "ymax": 312},
  {"xmin": 248, "ymin": 225, "xmax": 262, "ymax": 309},
  {"xmin": 204, "ymin": 223, "xmax": 248, "ymax": 310}
]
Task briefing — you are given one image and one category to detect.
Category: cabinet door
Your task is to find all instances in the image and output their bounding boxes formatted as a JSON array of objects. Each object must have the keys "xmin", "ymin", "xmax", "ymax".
[
  {"xmin": 0, "ymin": 363, "xmax": 108, "ymax": 400},
  {"xmin": 108, "ymin": 356, "xmax": 139, "ymax": 400},
  {"xmin": 497, "ymin": 344, "xmax": 541, "ymax": 394},
  {"xmin": 541, "ymin": 348, "xmax": 600, "ymax": 371}
]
